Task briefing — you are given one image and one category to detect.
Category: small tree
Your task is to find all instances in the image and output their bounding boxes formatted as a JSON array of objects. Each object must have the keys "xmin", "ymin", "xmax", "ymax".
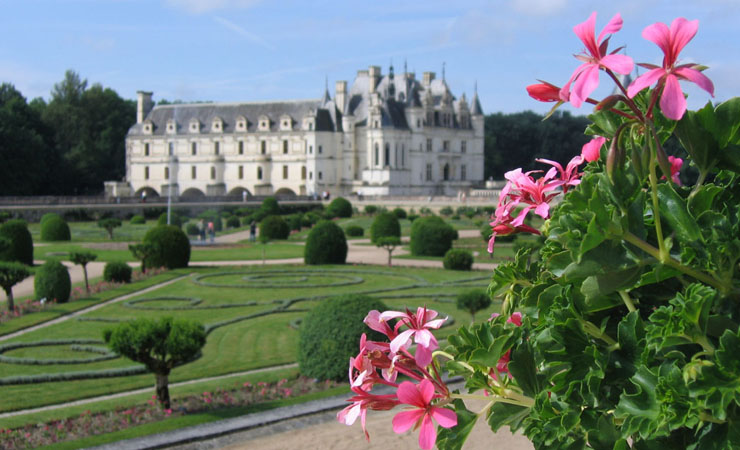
[
  {"xmin": 375, "ymin": 236, "xmax": 401, "ymax": 267},
  {"xmin": 456, "ymin": 289, "xmax": 492, "ymax": 323},
  {"xmin": 103, "ymin": 317, "xmax": 206, "ymax": 409},
  {"xmin": 129, "ymin": 243, "xmax": 153, "ymax": 273},
  {"xmin": 69, "ymin": 251, "xmax": 97, "ymax": 294},
  {"xmin": 98, "ymin": 218, "xmax": 122, "ymax": 240},
  {"xmin": 0, "ymin": 261, "xmax": 31, "ymax": 312}
]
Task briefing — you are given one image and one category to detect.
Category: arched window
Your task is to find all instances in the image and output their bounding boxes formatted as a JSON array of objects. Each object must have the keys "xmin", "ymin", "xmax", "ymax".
[
  {"xmin": 257, "ymin": 167, "xmax": 263, "ymax": 180},
  {"xmin": 374, "ymin": 143, "xmax": 379, "ymax": 166},
  {"xmin": 384, "ymin": 143, "xmax": 390, "ymax": 166}
]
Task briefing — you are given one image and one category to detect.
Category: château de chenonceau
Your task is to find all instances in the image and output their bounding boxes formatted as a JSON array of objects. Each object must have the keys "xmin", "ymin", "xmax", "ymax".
[{"xmin": 117, "ymin": 65, "xmax": 484, "ymax": 199}]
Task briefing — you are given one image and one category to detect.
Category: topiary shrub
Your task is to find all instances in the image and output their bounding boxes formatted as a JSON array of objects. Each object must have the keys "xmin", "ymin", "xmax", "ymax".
[
  {"xmin": 259, "ymin": 215, "xmax": 290, "ymax": 240},
  {"xmin": 226, "ymin": 216, "xmax": 241, "ymax": 229},
  {"xmin": 409, "ymin": 216, "xmax": 457, "ymax": 256},
  {"xmin": 40, "ymin": 213, "xmax": 59, "ymax": 226},
  {"xmin": 157, "ymin": 212, "xmax": 183, "ymax": 227},
  {"xmin": 40, "ymin": 214, "xmax": 71, "ymax": 242},
  {"xmin": 130, "ymin": 215, "xmax": 146, "ymax": 225},
  {"xmin": 185, "ymin": 223, "xmax": 199, "ymax": 236},
  {"xmin": 370, "ymin": 212, "xmax": 401, "ymax": 244},
  {"xmin": 261, "ymin": 197, "xmax": 280, "ymax": 216},
  {"xmin": 408, "ymin": 214, "xmax": 419, "ymax": 223},
  {"xmin": 142, "ymin": 225, "xmax": 190, "ymax": 269},
  {"xmin": 364, "ymin": 205, "xmax": 378, "ymax": 215},
  {"xmin": 439, "ymin": 206, "xmax": 454, "ymax": 216},
  {"xmin": 456, "ymin": 289, "xmax": 492, "ymax": 323},
  {"xmin": 298, "ymin": 294, "xmax": 388, "ymax": 381},
  {"xmin": 392, "ymin": 208, "xmax": 407, "ymax": 219},
  {"xmin": 326, "ymin": 197, "xmax": 353, "ymax": 218},
  {"xmin": 345, "ymin": 225, "xmax": 364, "ymax": 237},
  {"xmin": 302, "ymin": 212, "xmax": 322, "ymax": 227},
  {"xmin": 304, "ymin": 220, "xmax": 347, "ymax": 265},
  {"xmin": 443, "ymin": 248, "xmax": 474, "ymax": 271},
  {"xmin": 34, "ymin": 259, "xmax": 71, "ymax": 303},
  {"xmin": 0, "ymin": 219, "xmax": 33, "ymax": 265},
  {"xmin": 103, "ymin": 261, "xmax": 132, "ymax": 283},
  {"xmin": 286, "ymin": 214, "xmax": 303, "ymax": 231}
]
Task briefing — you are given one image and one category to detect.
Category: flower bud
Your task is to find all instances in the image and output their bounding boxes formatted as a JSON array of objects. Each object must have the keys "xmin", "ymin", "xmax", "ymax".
[
  {"xmin": 606, "ymin": 137, "xmax": 622, "ymax": 181},
  {"xmin": 595, "ymin": 95, "xmax": 623, "ymax": 111},
  {"xmin": 655, "ymin": 143, "xmax": 673, "ymax": 182},
  {"xmin": 526, "ymin": 81, "xmax": 561, "ymax": 102}
]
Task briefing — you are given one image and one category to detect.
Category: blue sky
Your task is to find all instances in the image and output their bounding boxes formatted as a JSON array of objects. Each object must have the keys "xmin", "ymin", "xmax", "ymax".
[{"xmin": 1, "ymin": 0, "xmax": 737, "ymax": 114}]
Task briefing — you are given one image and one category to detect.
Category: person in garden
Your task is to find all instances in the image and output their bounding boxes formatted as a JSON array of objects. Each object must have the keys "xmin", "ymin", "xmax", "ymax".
[
  {"xmin": 207, "ymin": 221, "xmax": 215, "ymax": 243},
  {"xmin": 249, "ymin": 220, "xmax": 256, "ymax": 242}
]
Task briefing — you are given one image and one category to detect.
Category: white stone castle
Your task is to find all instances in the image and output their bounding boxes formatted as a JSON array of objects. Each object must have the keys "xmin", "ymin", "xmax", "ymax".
[{"xmin": 120, "ymin": 65, "xmax": 484, "ymax": 199}]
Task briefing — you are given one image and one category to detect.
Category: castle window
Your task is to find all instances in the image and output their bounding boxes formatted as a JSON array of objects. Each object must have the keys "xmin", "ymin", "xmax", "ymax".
[
  {"xmin": 461, "ymin": 164, "xmax": 467, "ymax": 181},
  {"xmin": 191, "ymin": 142, "xmax": 197, "ymax": 155},
  {"xmin": 283, "ymin": 165, "xmax": 288, "ymax": 179},
  {"xmin": 214, "ymin": 142, "xmax": 220, "ymax": 155},
  {"xmin": 144, "ymin": 143, "xmax": 150, "ymax": 156},
  {"xmin": 301, "ymin": 166, "xmax": 306, "ymax": 180},
  {"xmin": 401, "ymin": 145, "xmax": 405, "ymax": 167},
  {"xmin": 318, "ymin": 145, "xmax": 323, "ymax": 154},
  {"xmin": 443, "ymin": 141, "xmax": 450, "ymax": 152},
  {"xmin": 144, "ymin": 166, "xmax": 149, "ymax": 180},
  {"xmin": 257, "ymin": 167, "xmax": 263, "ymax": 180},
  {"xmin": 374, "ymin": 143, "xmax": 379, "ymax": 166},
  {"xmin": 374, "ymin": 120, "xmax": 379, "ymax": 128},
  {"xmin": 309, "ymin": 171, "xmax": 313, "ymax": 180},
  {"xmin": 211, "ymin": 166, "xmax": 216, "ymax": 180},
  {"xmin": 283, "ymin": 140, "xmax": 288, "ymax": 154},
  {"xmin": 417, "ymin": 119, "xmax": 421, "ymax": 128},
  {"xmin": 426, "ymin": 139, "xmax": 432, "ymax": 152},
  {"xmin": 261, "ymin": 141, "xmax": 266, "ymax": 154},
  {"xmin": 309, "ymin": 145, "xmax": 313, "ymax": 154},
  {"xmin": 191, "ymin": 166, "xmax": 196, "ymax": 179},
  {"xmin": 238, "ymin": 141, "xmax": 244, "ymax": 155},
  {"xmin": 461, "ymin": 141, "xmax": 467, "ymax": 153},
  {"xmin": 164, "ymin": 167, "xmax": 169, "ymax": 180},
  {"xmin": 169, "ymin": 142, "xmax": 174, "ymax": 156},
  {"xmin": 238, "ymin": 165, "xmax": 244, "ymax": 179},
  {"xmin": 426, "ymin": 164, "xmax": 432, "ymax": 181},
  {"xmin": 309, "ymin": 123, "xmax": 313, "ymax": 131},
  {"xmin": 318, "ymin": 171, "xmax": 323, "ymax": 180},
  {"xmin": 384, "ymin": 143, "xmax": 390, "ymax": 166}
]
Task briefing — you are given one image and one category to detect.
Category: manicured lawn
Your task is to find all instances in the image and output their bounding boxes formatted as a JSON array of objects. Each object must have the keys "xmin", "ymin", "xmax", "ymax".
[
  {"xmin": 395, "ymin": 238, "xmax": 520, "ymax": 263},
  {"xmin": 0, "ymin": 265, "xmax": 495, "ymax": 415}
]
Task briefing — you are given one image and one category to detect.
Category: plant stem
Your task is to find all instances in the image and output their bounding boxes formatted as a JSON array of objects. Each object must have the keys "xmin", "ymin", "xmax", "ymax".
[
  {"xmin": 449, "ymin": 392, "xmax": 534, "ymax": 408},
  {"xmin": 605, "ymin": 70, "xmax": 644, "ymax": 120},
  {"xmin": 618, "ymin": 290, "xmax": 636, "ymax": 312},
  {"xmin": 647, "ymin": 155, "xmax": 668, "ymax": 263},
  {"xmin": 581, "ymin": 319, "xmax": 619, "ymax": 348}
]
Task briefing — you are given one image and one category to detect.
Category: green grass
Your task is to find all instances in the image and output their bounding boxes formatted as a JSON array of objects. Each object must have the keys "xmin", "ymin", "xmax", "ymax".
[{"xmin": 0, "ymin": 265, "xmax": 496, "ymax": 415}]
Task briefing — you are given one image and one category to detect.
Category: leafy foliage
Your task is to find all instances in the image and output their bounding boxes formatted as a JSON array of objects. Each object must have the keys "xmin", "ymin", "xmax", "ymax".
[
  {"xmin": 97, "ymin": 218, "xmax": 121, "ymax": 240},
  {"xmin": 344, "ymin": 225, "xmax": 364, "ymax": 237},
  {"xmin": 34, "ymin": 259, "xmax": 71, "ymax": 303},
  {"xmin": 69, "ymin": 251, "xmax": 97, "ymax": 293},
  {"xmin": 157, "ymin": 212, "xmax": 183, "ymax": 227},
  {"xmin": 0, "ymin": 219, "xmax": 33, "ymax": 265},
  {"xmin": 103, "ymin": 261, "xmax": 132, "ymax": 283},
  {"xmin": 259, "ymin": 215, "xmax": 290, "ymax": 240},
  {"xmin": 298, "ymin": 294, "xmax": 387, "ymax": 381},
  {"xmin": 0, "ymin": 261, "xmax": 31, "ymax": 311},
  {"xmin": 370, "ymin": 211, "xmax": 401, "ymax": 244},
  {"xmin": 304, "ymin": 220, "xmax": 347, "ymax": 265},
  {"xmin": 410, "ymin": 216, "xmax": 458, "ymax": 256},
  {"xmin": 455, "ymin": 289, "xmax": 492, "ymax": 323},
  {"xmin": 443, "ymin": 249, "xmax": 474, "ymax": 271},
  {"xmin": 326, "ymin": 197, "xmax": 353, "ymax": 218},
  {"xmin": 40, "ymin": 214, "xmax": 71, "ymax": 241},
  {"xmin": 142, "ymin": 225, "xmax": 190, "ymax": 269}
]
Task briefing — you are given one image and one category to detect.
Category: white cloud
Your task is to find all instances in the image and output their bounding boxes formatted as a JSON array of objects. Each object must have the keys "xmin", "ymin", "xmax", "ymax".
[
  {"xmin": 164, "ymin": 0, "xmax": 261, "ymax": 14},
  {"xmin": 510, "ymin": 0, "xmax": 567, "ymax": 16},
  {"xmin": 212, "ymin": 16, "xmax": 275, "ymax": 50}
]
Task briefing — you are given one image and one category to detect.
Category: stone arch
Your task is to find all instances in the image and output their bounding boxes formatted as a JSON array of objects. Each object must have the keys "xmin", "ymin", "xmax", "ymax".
[
  {"xmin": 274, "ymin": 187, "xmax": 297, "ymax": 198},
  {"xmin": 134, "ymin": 186, "xmax": 159, "ymax": 198},
  {"xmin": 228, "ymin": 186, "xmax": 251, "ymax": 197},
  {"xmin": 180, "ymin": 187, "xmax": 206, "ymax": 198}
]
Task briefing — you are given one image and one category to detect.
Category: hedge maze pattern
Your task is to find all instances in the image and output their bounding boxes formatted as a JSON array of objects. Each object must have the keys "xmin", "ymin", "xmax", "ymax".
[{"xmin": 0, "ymin": 268, "xmax": 491, "ymax": 387}]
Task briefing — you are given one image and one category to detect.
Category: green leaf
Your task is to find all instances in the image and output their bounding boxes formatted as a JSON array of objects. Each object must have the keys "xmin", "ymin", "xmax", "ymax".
[
  {"xmin": 487, "ymin": 400, "xmax": 530, "ymax": 432},
  {"xmin": 615, "ymin": 366, "xmax": 661, "ymax": 438},
  {"xmin": 688, "ymin": 184, "xmax": 722, "ymax": 217},
  {"xmin": 508, "ymin": 339, "xmax": 540, "ymax": 397},
  {"xmin": 435, "ymin": 398, "xmax": 478, "ymax": 450},
  {"xmin": 716, "ymin": 143, "xmax": 740, "ymax": 173},
  {"xmin": 674, "ymin": 106, "xmax": 717, "ymax": 173},
  {"xmin": 618, "ymin": 311, "xmax": 645, "ymax": 363},
  {"xmin": 587, "ymin": 416, "xmax": 623, "ymax": 450},
  {"xmin": 713, "ymin": 97, "xmax": 740, "ymax": 148},
  {"xmin": 657, "ymin": 183, "xmax": 701, "ymax": 243},
  {"xmin": 580, "ymin": 266, "xmax": 642, "ymax": 305}
]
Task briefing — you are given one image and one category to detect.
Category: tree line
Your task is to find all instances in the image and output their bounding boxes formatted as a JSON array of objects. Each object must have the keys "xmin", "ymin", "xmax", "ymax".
[{"xmin": 0, "ymin": 70, "xmax": 591, "ymax": 195}]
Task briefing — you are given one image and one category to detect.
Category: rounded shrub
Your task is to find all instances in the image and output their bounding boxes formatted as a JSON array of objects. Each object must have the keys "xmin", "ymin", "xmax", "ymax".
[
  {"xmin": 259, "ymin": 215, "xmax": 290, "ymax": 240},
  {"xmin": 130, "ymin": 215, "xmax": 146, "ymax": 225},
  {"xmin": 370, "ymin": 212, "xmax": 401, "ymax": 244},
  {"xmin": 302, "ymin": 212, "xmax": 322, "ymax": 227},
  {"xmin": 304, "ymin": 220, "xmax": 347, "ymax": 265},
  {"xmin": 326, "ymin": 197, "xmax": 353, "ymax": 218},
  {"xmin": 298, "ymin": 294, "xmax": 388, "ymax": 381},
  {"xmin": 0, "ymin": 219, "xmax": 33, "ymax": 265},
  {"xmin": 345, "ymin": 225, "xmax": 364, "ymax": 237},
  {"xmin": 226, "ymin": 216, "xmax": 241, "ymax": 229},
  {"xmin": 456, "ymin": 289, "xmax": 492, "ymax": 323},
  {"xmin": 103, "ymin": 261, "xmax": 132, "ymax": 283},
  {"xmin": 392, "ymin": 208, "xmax": 407, "ymax": 219},
  {"xmin": 439, "ymin": 206, "xmax": 454, "ymax": 216},
  {"xmin": 410, "ymin": 216, "xmax": 458, "ymax": 256},
  {"xmin": 185, "ymin": 223, "xmax": 199, "ymax": 236},
  {"xmin": 261, "ymin": 197, "xmax": 280, "ymax": 216},
  {"xmin": 157, "ymin": 212, "xmax": 183, "ymax": 227},
  {"xmin": 142, "ymin": 225, "xmax": 191, "ymax": 269},
  {"xmin": 286, "ymin": 214, "xmax": 303, "ymax": 231},
  {"xmin": 34, "ymin": 259, "xmax": 71, "ymax": 303},
  {"xmin": 364, "ymin": 205, "xmax": 378, "ymax": 215},
  {"xmin": 40, "ymin": 214, "xmax": 71, "ymax": 242},
  {"xmin": 408, "ymin": 214, "xmax": 419, "ymax": 223},
  {"xmin": 443, "ymin": 249, "xmax": 474, "ymax": 271},
  {"xmin": 40, "ymin": 213, "xmax": 59, "ymax": 226}
]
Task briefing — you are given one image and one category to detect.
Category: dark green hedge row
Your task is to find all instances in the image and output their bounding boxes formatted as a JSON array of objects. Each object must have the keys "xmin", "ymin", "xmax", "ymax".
[{"xmin": 0, "ymin": 365, "xmax": 146, "ymax": 386}]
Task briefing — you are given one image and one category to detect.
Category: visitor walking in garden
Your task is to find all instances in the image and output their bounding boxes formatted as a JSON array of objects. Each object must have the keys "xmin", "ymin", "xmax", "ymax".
[
  {"xmin": 249, "ymin": 220, "xmax": 256, "ymax": 242},
  {"xmin": 207, "ymin": 221, "xmax": 215, "ymax": 243},
  {"xmin": 198, "ymin": 219, "xmax": 205, "ymax": 242}
]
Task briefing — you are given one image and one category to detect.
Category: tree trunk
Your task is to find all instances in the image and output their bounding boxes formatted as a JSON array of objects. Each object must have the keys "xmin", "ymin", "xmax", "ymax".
[
  {"xmin": 387, "ymin": 249, "xmax": 392, "ymax": 267},
  {"xmin": 155, "ymin": 373, "xmax": 171, "ymax": 409},
  {"xmin": 5, "ymin": 288, "xmax": 14, "ymax": 312},
  {"xmin": 83, "ymin": 265, "xmax": 90, "ymax": 294}
]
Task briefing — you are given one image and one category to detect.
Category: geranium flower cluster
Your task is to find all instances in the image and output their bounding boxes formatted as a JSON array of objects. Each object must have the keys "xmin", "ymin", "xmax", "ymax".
[{"xmin": 337, "ymin": 307, "xmax": 457, "ymax": 450}]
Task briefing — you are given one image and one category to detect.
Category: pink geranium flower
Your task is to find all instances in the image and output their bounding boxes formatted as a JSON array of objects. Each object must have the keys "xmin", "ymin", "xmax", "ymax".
[
  {"xmin": 561, "ymin": 12, "xmax": 634, "ymax": 107},
  {"xmin": 627, "ymin": 17, "xmax": 714, "ymax": 120},
  {"xmin": 527, "ymin": 81, "xmax": 562, "ymax": 102},
  {"xmin": 392, "ymin": 379, "xmax": 457, "ymax": 450},
  {"xmin": 379, "ymin": 307, "xmax": 446, "ymax": 368},
  {"xmin": 667, "ymin": 156, "xmax": 683, "ymax": 185}
]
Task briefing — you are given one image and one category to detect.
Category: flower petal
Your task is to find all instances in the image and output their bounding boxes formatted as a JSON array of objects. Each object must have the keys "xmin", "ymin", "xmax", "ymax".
[
  {"xmin": 419, "ymin": 379, "xmax": 436, "ymax": 405},
  {"xmin": 414, "ymin": 343, "xmax": 433, "ymax": 368},
  {"xmin": 431, "ymin": 407, "xmax": 458, "ymax": 429},
  {"xmin": 627, "ymin": 68, "xmax": 665, "ymax": 98},
  {"xmin": 392, "ymin": 409, "xmax": 424, "ymax": 434},
  {"xmin": 597, "ymin": 13, "xmax": 623, "ymax": 44},
  {"xmin": 396, "ymin": 380, "xmax": 425, "ymax": 407},
  {"xmin": 600, "ymin": 54, "xmax": 633, "ymax": 75},
  {"xmin": 669, "ymin": 18, "xmax": 698, "ymax": 62},
  {"xmin": 674, "ymin": 66, "xmax": 715, "ymax": 96},
  {"xmin": 418, "ymin": 414, "xmax": 437, "ymax": 450},
  {"xmin": 389, "ymin": 329, "xmax": 415, "ymax": 354},
  {"xmin": 571, "ymin": 64, "xmax": 600, "ymax": 108},
  {"xmin": 642, "ymin": 21, "xmax": 672, "ymax": 60},
  {"xmin": 660, "ymin": 74, "xmax": 687, "ymax": 120},
  {"xmin": 574, "ymin": 12, "xmax": 598, "ymax": 57}
]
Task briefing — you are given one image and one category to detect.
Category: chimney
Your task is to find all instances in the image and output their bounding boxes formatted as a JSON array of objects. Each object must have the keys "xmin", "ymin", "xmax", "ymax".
[
  {"xmin": 335, "ymin": 80, "xmax": 347, "ymax": 112},
  {"xmin": 368, "ymin": 65, "xmax": 381, "ymax": 93},
  {"xmin": 422, "ymin": 72, "xmax": 435, "ymax": 86},
  {"xmin": 137, "ymin": 91, "xmax": 153, "ymax": 124}
]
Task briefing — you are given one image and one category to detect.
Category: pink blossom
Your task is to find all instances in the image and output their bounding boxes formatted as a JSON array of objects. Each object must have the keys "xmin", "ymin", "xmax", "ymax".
[
  {"xmin": 627, "ymin": 17, "xmax": 714, "ymax": 120},
  {"xmin": 391, "ymin": 379, "xmax": 457, "ymax": 450},
  {"xmin": 561, "ymin": 12, "xmax": 634, "ymax": 107},
  {"xmin": 527, "ymin": 81, "xmax": 562, "ymax": 102},
  {"xmin": 489, "ymin": 312, "xmax": 523, "ymax": 378},
  {"xmin": 337, "ymin": 383, "xmax": 399, "ymax": 440},
  {"xmin": 668, "ymin": 156, "xmax": 683, "ymax": 185},
  {"xmin": 364, "ymin": 310, "xmax": 397, "ymax": 339},
  {"xmin": 536, "ymin": 153, "xmax": 586, "ymax": 193},
  {"xmin": 379, "ymin": 307, "xmax": 446, "ymax": 368},
  {"xmin": 581, "ymin": 136, "xmax": 605, "ymax": 162}
]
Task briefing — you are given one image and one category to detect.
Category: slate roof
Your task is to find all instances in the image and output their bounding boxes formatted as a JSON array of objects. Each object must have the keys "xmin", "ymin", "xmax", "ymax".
[{"xmin": 128, "ymin": 99, "xmax": 340, "ymax": 136}]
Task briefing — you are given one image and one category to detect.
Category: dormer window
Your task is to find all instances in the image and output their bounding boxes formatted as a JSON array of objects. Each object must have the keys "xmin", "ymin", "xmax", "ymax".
[
  {"xmin": 236, "ymin": 116, "xmax": 247, "ymax": 132},
  {"xmin": 258, "ymin": 115, "xmax": 270, "ymax": 131},
  {"xmin": 280, "ymin": 115, "xmax": 293, "ymax": 131},
  {"xmin": 189, "ymin": 119, "xmax": 200, "ymax": 134},
  {"xmin": 166, "ymin": 119, "xmax": 176, "ymax": 134},
  {"xmin": 212, "ymin": 117, "xmax": 223, "ymax": 133},
  {"xmin": 303, "ymin": 117, "xmax": 315, "ymax": 131},
  {"xmin": 142, "ymin": 120, "xmax": 153, "ymax": 135}
]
